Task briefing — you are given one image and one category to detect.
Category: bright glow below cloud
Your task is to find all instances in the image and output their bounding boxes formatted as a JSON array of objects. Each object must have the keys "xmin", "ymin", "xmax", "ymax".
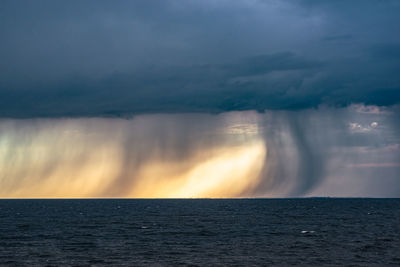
[
  {"xmin": 0, "ymin": 113, "xmax": 267, "ymax": 198},
  {"xmin": 0, "ymin": 106, "xmax": 399, "ymax": 198},
  {"xmin": 131, "ymin": 140, "xmax": 266, "ymax": 198}
]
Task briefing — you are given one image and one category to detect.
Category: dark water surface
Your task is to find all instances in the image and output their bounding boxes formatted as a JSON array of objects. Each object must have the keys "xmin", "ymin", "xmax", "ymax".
[{"xmin": 0, "ymin": 199, "xmax": 399, "ymax": 266}]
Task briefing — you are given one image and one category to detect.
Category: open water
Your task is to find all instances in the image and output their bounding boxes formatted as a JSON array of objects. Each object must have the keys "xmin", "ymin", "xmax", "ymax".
[{"xmin": 0, "ymin": 199, "xmax": 399, "ymax": 266}]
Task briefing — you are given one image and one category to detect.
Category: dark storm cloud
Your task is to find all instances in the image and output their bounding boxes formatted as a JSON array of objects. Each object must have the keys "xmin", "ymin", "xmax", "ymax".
[{"xmin": 0, "ymin": 0, "xmax": 400, "ymax": 117}]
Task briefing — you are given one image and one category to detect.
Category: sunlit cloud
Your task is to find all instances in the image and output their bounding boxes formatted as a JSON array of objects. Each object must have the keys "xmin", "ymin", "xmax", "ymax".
[
  {"xmin": 351, "ymin": 104, "xmax": 390, "ymax": 115},
  {"xmin": 348, "ymin": 121, "xmax": 378, "ymax": 133}
]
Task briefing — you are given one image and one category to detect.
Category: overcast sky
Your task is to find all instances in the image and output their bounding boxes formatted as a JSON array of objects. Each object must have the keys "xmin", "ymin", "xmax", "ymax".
[
  {"xmin": 0, "ymin": 1, "xmax": 399, "ymax": 197},
  {"xmin": 1, "ymin": 0, "xmax": 399, "ymax": 117}
]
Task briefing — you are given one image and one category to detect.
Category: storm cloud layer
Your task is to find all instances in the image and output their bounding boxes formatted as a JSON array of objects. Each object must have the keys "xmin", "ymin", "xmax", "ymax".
[{"xmin": 1, "ymin": 0, "xmax": 400, "ymax": 117}]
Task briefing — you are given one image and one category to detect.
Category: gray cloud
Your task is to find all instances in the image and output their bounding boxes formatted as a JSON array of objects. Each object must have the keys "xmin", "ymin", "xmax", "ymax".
[{"xmin": 0, "ymin": 0, "xmax": 400, "ymax": 117}]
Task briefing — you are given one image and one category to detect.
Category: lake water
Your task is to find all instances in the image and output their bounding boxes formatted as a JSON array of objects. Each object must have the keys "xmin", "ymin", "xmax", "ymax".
[{"xmin": 0, "ymin": 199, "xmax": 399, "ymax": 266}]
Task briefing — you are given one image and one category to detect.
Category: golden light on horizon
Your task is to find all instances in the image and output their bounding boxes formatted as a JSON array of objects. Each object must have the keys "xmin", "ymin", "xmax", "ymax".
[
  {"xmin": 130, "ymin": 140, "xmax": 266, "ymax": 198},
  {"xmin": 0, "ymin": 121, "xmax": 122, "ymax": 198},
  {"xmin": 0, "ymin": 114, "xmax": 267, "ymax": 198}
]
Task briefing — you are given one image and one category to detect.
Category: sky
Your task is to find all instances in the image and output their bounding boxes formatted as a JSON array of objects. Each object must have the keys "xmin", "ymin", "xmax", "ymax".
[{"xmin": 0, "ymin": 0, "xmax": 399, "ymax": 197}]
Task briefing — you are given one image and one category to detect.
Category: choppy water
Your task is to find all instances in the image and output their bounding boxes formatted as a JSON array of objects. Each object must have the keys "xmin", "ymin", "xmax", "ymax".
[{"xmin": 0, "ymin": 199, "xmax": 399, "ymax": 266}]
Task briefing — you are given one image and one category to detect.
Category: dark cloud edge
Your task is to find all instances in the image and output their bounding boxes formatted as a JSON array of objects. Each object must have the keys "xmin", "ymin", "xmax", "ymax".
[{"xmin": 1, "ymin": 51, "xmax": 399, "ymax": 119}]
